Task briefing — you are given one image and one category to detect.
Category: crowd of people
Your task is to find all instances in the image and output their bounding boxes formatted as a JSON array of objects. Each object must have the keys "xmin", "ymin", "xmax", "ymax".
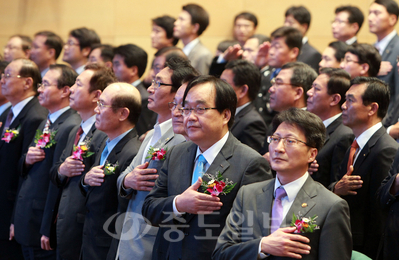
[{"xmin": 2, "ymin": 1, "xmax": 399, "ymax": 260}]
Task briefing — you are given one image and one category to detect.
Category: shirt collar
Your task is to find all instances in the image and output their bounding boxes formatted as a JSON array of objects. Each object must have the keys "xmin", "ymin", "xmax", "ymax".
[
  {"xmin": 11, "ymin": 96, "xmax": 35, "ymax": 123},
  {"xmin": 195, "ymin": 131, "xmax": 229, "ymax": 167},
  {"xmin": 274, "ymin": 172, "xmax": 309, "ymax": 203},
  {"xmin": 235, "ymin": 102, "xmax": 251, "ymax": 115},
  {"xmin": 323, "ymin": 113, "xmax": 342, "ymax": 128},
  {"xmin": 302, "ymin": 36, "xmax": 308, "ymax": 45},
  {"xmin": 183, "ymin": 37, "xmax": 200, "ymax": 56},
  {"xmin": 131, "ymin": 79, "xmax": 141, "ymax": 87},
  {"xmin": 75, "ymin": 65, "xmax": 86, "ymax": 75},
  {"xmin": 41, "ymin": 67, "xmax": 50, "ymax": 78},
  {"xmin": 81, "ymin": 114, "xmax": 97, "ymax": 135},
  {"xmin": 104, "ymin": 128, "xmax": 133, "ymax": 154},
  {"xmin": 345, "ymin": 36, "xmax": 357, "ymax": 45},
  {"xmin": 375, "ymin": 30, "xmax": 397, "ymax": 55},
  {"xmin": 0, "ymin": 102, "xmax": 11, "ymax": 116},
  {"xmin": 48, "ymin": 106, "xmax": 70, "ymax": 124},
  {"xmin": 355, "ymin": 122, "xmax": 382, "ymax": 151},
  {"xmin": 156, "ymin": 118, "xmax": 173, "ymax": 137}
]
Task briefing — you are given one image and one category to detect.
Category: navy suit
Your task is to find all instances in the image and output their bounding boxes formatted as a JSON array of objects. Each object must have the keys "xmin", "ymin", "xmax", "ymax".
[{"xmin": 297, "ymin": 41, "xmax": 321, "ymax": 73}]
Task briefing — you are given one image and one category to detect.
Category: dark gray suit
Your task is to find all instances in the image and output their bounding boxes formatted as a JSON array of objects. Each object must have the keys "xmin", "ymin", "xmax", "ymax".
[
  {"xmin": 213, "ymin": 176, "xmax": 352, "ymax": 260},
  {"xmin": 187, "ymin": 40, "xmax": 213, "ymax": 75},
  {"xmin": 297, "ymin": 41, "xmax": 321, "ymax": 73},
  {"xmin": 134, "ymin": 81, "xmax": 157, "ymax": 136}
]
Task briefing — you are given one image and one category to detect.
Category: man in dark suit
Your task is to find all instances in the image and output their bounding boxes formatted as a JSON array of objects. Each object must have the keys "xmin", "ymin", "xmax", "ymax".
[
  {"xmin": 220, "ymin": 60, "xmax": 266, "ymax": 152},
  {"xmin": 0, "ymin": 61, "xmax": 11, "ymax": 125},
  {"xmin": 13, "ymin": 64, "xmax": 80, "ymax": 259},
  {"xmin": 142, "ymin": 75, "xmax": 272, "ymax": 260},
  {"xmin": 113, "ymin": 44, "xmax": 157, "ymax": 136},
  {"xmin": 284, "ymin": 6, "xmax": 321, "ymax": 72},
  {"xmin": 213, "ymin": 108, "xmax": 352, "ymax": 260},
  {"xmin": 80, "ymin": 83, "xmax": 142, "ymax": 259},
  {"xmin": 319, "ymin": 41, "xmax": 348, "ymax": 72},
  {"xmin": 332, "ymin": 5, "xmax": 364, "ymax": 45},
  {"xmin": 306, "ymin": 68, "xmax": 354, "ymax": 187},
  {"xmin": 331, "ymin": 77, "xmax": 399, "ymax": 259},
  {"xmin": 0, "ymin": 59, "xmax": 48, "ymax": 259},
  {"xmin": 50, "ymin": 64, "xmax": 115, "ymax": 260}
]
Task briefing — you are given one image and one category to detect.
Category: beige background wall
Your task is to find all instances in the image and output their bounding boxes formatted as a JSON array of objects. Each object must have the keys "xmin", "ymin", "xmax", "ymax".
[{"xmin": 0, "ymin": 0, "xmax": 394, "ymax": 74}]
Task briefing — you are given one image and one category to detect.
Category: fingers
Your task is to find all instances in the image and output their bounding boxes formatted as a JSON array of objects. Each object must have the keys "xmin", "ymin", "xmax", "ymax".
[
  {"xmin": 346, "ymin": 165, "xmax": 354, "ymax": 175},
  {"xmin": 190, "ymin": 177, "xmax": 202, "ymax": 190},
  {"xmin": 137, "ymin": 162, "xmax": 150, "ymax": 169}
]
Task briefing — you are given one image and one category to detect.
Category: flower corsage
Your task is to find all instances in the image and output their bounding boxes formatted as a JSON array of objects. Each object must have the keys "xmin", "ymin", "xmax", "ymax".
[
  {"xmin": 72, "ymin": 139, "xmax": 94, "ymax": 160},
  {"xmin": 1, "ymin": 127, "xmax": 20, "ymax": 143},
  {"xmin": 34, "ymin": 129, "xmax": 57, "ymax": 148},
  {"xmin": 201, "ymin": 172, "xmax": 236, "ymax": 197},
  {"xmin": 291, "ymin": 213, "xmax": 320, "ymax": 233},
  {"xmin": 104, "ymin": 161, "xmax": 118, "ymax": 175},
  {"xmin": 146, "ymin": 146, "xmax": 167, "ymax": 161}
]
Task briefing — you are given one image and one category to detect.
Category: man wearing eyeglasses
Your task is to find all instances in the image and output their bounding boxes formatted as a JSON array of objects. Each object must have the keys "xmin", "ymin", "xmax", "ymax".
[
  {"xmin": 62, "ymin": 27, "xmax": 100, "ymax": 75},
  {"xmin": 330, "ymin": 77, "xmax": 398, "ymax": 259},
  {"xmin": 50, "ymin": 64, "xmax": 115, "ymax": 260},
  {"xmin": 213, "ymin": 108, "xmax": 352, "ymax": 260},
  {"xmin": 114, "ymin": 56, "xmax": 197, "ymax": 260},
  {"xmin": 12, "ymin": 64, "xmax": 80, "ymax": 260},
  {"xmin": 0, "ymin": 59, "xmax": 48, "ymax": 259},
  {"xmin": 3, "ymin": 35, "xmax": 32, "ymax": 62},
  {"xmin": 142, "ymin": 75, "xmax": 271, "ymax": 260},
  {"xmin": 332, "ymin": 5, "xmax": 364, "ymax": 45}
]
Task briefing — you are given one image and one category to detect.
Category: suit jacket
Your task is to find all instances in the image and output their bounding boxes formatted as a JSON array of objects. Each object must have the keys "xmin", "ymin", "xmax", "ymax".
[
  {"xmin": 50, "ymin": 123, "xmax": 107, "ymax": 260},
  {"xmin": 254, "ymin": 66, "xmax": 278, "ymax": 127},
  {"xmin": 187, "ymin": 40, "xmax": 213, "ymax": 75},
  {"xmin": 114, "ymin": 126, "xmax": 185, "ymax": 260},
  {"xmin": 0, "ymin": 105, "xmax": 11, "ymax": 133},
  {"xmin": 142, "ymin": 133, "xmax": 272, "ymax": 260},
  {"xmin": 13, "ymin": 109, "xmax": 80, "ymax": 247},
  {"xmin": 330, "ymin": 126, "xmax": 398, "ymax": 259},
  {"xmin": 208, "ymin": 56, "xmax": 226, "ymax": 77},
  {"xmin": 297, "ymin": 42, "xmax": 322, "ymax": 73},
  {"xmin": 311, "ymin": 116, "xmax": 354, "ymax": 187},
  {"xmin": 213, "ymin": 176, "xmax": 352, "ymax": 260},
  {"xmin": 80, "ymin": 129, "xmax": 140, "ymax": 260},
  {"xmin": 0, "ymin": 96, "xmax": 48, "ymax": 240},
  {"xmin": 134, "ymin": 81, "xmax": 157, "ymax": 136},
  {"xmin": 230, "ymin": 103, "xmax": 267, "ymax": 153}
]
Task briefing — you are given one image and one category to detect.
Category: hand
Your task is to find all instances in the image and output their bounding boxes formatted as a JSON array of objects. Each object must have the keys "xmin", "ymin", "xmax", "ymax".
[
  {"xmin": 58, "ymin": 156, "xmax": 85, "ymax": 177},
  {"xmin": 84, "ymin": 165, "xmax": 105, "ymax": 186},
  {"xmin": 262, "ymin": 152, "xmax": 270, "ymax": 163},
  {"xmin": 333, "ymin": 165, "xmax": 363, "ymax": 196},
  {"xmin": 41, "ymin": 235, "xmax": 53, "ymax": 250},
  {"xmin": 175, "ymin": 178, "xmax": 223, "ymax": 214},
  {"xmin": 9, "ymin": 224, "xmax": 14, "ymax": 241},
  {"xmin": 255, "ymin": 42, "xmax": 271, "ymax": 69},
  {"xmin": 222, "ymin": 45, "xmax": 243, "ymax": 61},
  {"xmin": 25, "ymin": 146, "xmax": 46, "ymax": 165},
  {"xmin": 123, "ymin": 162, "xmax": 158, "ymax": 191},
  {"xmin": 261, "ymin": 227, "xmax": 310, "ymax": 259},
  {"xmin": 308, "ymin": 160, "xmax": 319, "ymax": 175},
  {"xmin": 378, "ymin": 61, "xmax": 393, "ymax": 76},
  {"xmin": 388, "ymin": 121, "xmax": 399, "ymax": 139}
]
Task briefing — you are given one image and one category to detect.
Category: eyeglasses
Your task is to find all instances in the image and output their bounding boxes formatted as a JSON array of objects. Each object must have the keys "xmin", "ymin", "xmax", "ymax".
[
  {"xmin": 37, "ymin": 83, "xmax": 57, "ymax": 89},
  {"xmin": 267, "ymin": 135, "xmax": 310, "ymax": 147},
  {"xmin": 343, "ymin": 57, "xmax": 360, "ymax": 64},
  {"xmin": 331, "ymin": 19, "xmax": 349, "ymax": 25},
  {"xmin": 96, "ymin": 100, "xmax": 113, "ymax": 109},
  {"xmin": 168, "ymin": 102, "xmax": 183, "ymax": 111},
  {"xmin": 179, "ymin": 107, "xmax": 218, "ymax": 116},
  {"xmin": 151, "ymin": 80, "xmax": 173, "ymax": 90},
  {"xmin": 270, "ymin": 78, "xmax": 298, "ymax": 87},
  {"xmin": 64, "ymin": 41, "xmax": 80, "ymax": 47},
  {"xmin": 1, "ymin": 73, "xmax": 25, "ymax": 79}
]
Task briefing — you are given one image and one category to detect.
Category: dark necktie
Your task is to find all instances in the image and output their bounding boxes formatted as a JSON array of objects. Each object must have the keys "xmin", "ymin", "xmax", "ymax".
[
  {"xmin": 347, "ymin": 140, "xmax": 359, "ymax": 171},
  {"xmin": 74, "ymin": 126, "xmax": 84, "ymax": 146},
  {"xmin": 1, "ymin": 109, "xmax": 13, "ymax": 136}
]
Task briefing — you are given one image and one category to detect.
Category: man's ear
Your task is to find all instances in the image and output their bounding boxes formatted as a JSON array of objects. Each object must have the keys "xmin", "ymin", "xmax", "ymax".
[
  {"xmin": 222, "ymin": 109, "xmax": 231, "ymax": 126},
  {"xmin": 308, "ymin": 147, "xmax": 318, "ymax": 163},
  {"xmin": 192, "ymin": 23, "xmax": 200, "ymax": 35},
  {"xmin": 24, "ymin": 77, "xmax": 33, "ymax": 91},
  {"xmin": 330, "ymin": 94, "xmax": 341, "ymax": 107},
  {"xmin": 119, "ymin": 107, "xmax": 130, "ymax": 121},
  {"xmin": 60, "ymin": 86, "xmax": 71, "ymax": 99},
  {"xmin": 368, "ymin": 102, "xmax": 379, "ymax": 117},
  {"xmin": 92, "ymin": 90, "xmax": 102, "ymax": 103},
  {"xmin": 81, "ymin": 47, "xmax": 91, "ymax": 58}
]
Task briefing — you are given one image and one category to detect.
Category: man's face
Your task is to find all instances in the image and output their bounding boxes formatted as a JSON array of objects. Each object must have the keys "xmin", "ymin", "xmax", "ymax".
[
  {"xmin": 242, "ymin": 38, "xmax": 260, "ymax": 63},
  {"xmin": 341, "ymin": 83, "xmax": 370, "ymax": 129},
  {"xmin": 63, "ymin": 36, "xmax": 84, "ymax": 64},
  {"xmin": 4, "ymin": 37, "xmax": 27, "ymax": 62},
  {"xmin": 172, "ymin": 83, "xmax": 188, "ymax": 135},
  {"xmin": 233, "ymin": 18, "xmax": 256, "ymax": 44},
  {"xmin": 220, "ymin": 69, "xmax": 240, "ymax": 104},
  {"xmin": 369, "ymin": 3, "xmax": 395, "ymax": 35},
  {"xmin": 94, "ymin": 86, "xmax": 119, "ymax": 133},
  {"xmin": 147, "ymin": 67, "xmax": 175, "ymax": 115},
  {"xmin": 332, "ymin": 11, "xmax": 357, "ymax": 41},
  {"xmin": 269, "ymin": 122, "xmax": 316, "ymax": 175},
  {"xmin": 88, "ymin": 48, "xmax": 105, "ymax": 66},
  {"xmin": 319, "ymin": 47, "xmax": 340, "ymax": 72},
  {"xmin": 1, "ymin": 60, "xmax": 25, "ymax": 101},
  {"xmin": 151, "ymin": 24, "xmax": 173, "ymax": 49},
  {"xmin": 284, "ymin": 15, "xmax": 307, "ymax": 36},
  {"xmin": 340, "ymin": 52, "xmax": 364, "ymax": 78},
  {"xmin": 268, "ymin": 37, "xmax": 296, "ymax": 68},
  {"xmin": 174, "ymin": 11, "xmax": 195, "ymax": 39},
  {"xmin": 113, "ymin": 54, "xmax": 133, "ymax": 82},
  {"xmin": 38, "ymin": 69, "xmax": 65, "ymax": 112},
  {"xmin": 183, "ymin": 83, "xmax": 230, "ymax": 151},
  {"xmin": 31, "ymin": 35, "xmax": 52, "ymax": 68},
  {"xmin": 269, "ymin": 69, "xmax": 299, "ymax": 112},
  {"xmin": 69, "ymin": 69, "xmax": 96, "ymax": 112},
  {"xmin": 307, "ymin": 74, "xmax": 332, "ymax": 116}
]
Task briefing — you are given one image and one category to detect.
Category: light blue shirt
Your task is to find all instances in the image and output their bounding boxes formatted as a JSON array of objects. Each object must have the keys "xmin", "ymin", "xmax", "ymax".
[
  {"xmin": 101, "ymin": 128, "xmax": 133, "ymax": 163},
  {"xmin": 78, "ymin": 114, "xmax": 96, "ymax": 144},
  {"xmin": 75, "ymin": 65, "xmax": 86, "ymax": 75},
  {"xmin": 183, "ymin": 37, "xmax": 200, "ymax": 56},
  {"xmin": 0, "ymin": 102, "xmax": 11, "ymax": 116},
  {"xmin": 49, "ymin": 106, "xmax": 70, "ymax": 123}
]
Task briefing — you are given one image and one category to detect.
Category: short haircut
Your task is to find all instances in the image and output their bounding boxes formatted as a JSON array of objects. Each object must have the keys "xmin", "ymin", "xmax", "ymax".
[
  {"xmin": 319, "ymin": 67, "xmax": 351, "ymax": 107},
  {"xmin": 347, "ymin": 43, "xmax": 381, "ymax": 77},
  {"xmin": 281, "ymin": 62, "xmax": 318, "ymax": 100},
  {"xmin": 113, "ymin": 44, "xmax": 148, "ymax": 77},
  {"xmin": 328, "ymin": 41, "xmax": 348, "ymax": 62},
  {"xmin": 374, "ymin": 0, "xmax": 399, "ymax": 20},
  {"xmin": 0, "ymin": 61, "xmax": 9, "ymax": 74},
  {"xmin": 90, "ymin": 44, "xmax": 114, "ymax": 62},
  {"xmin": 84, "ymin": 63, "xmax": 117, "ymax": 93},
  {"xmin": 182, "ymin": 4, "xmax": 209, "ymax": 36},
  {"xmin": 10, "ymin": 35, "xmax": 32, "ymax": 52},
  {"xmin": 165, "ymin": 56, "xmax": 199, "ymax": 92},
  {"xmin": 217, "ymin": 40, "xmax": 239, "ymax": 53},
  {"xmin": 351, "ymin": 76, "xmax": 390, "ymax": 119},
  {"xmin": 154, "ymin": 46, "xmax": 185, "ymax": 58},
  {"xmin": 272, "ymin": 107, "xmax": 326, "ymax": 151},
  {"xmin": 16, "ymin": 58, "xmax": 41, "ymax": 93},
  {"xmin": 234, "ymin": 12, "xmax": 258, "ymax": 27},
  {"xmin": 271, "ymin": 26, "xmax": 303, "ymax": 51},
  {"xmin": 110, "ymin": 83, "xmax": 142, "ymax": 125},
  {"xmin": 69, "ymin": 27, "xmax": 101, "ymax": 52},
  {"xmin": 224, "ymin": 60, "xmax": 261, "ymax": 101},
  {"xmin": 183, "ymin": 75, "xmax": 237, "ymax": 129},
  {"xmin": 34, "ymin": 31, "xmax": 64, "ymax": 59},
  {"xmin": 335, "ymin": 6, "xmax": 364, "ymax": 33},
  {"xmin": 152, "ymin": 15, "xmax": 179, "ymax": 46},
  {"xmin": 49, "ymin": 64, "xmax": 78, "ymax": 90},
  {"xmin": 249, "ymin": 34, "xmax": 271, "ymax": 46},
  {"xmin": 285, "ymin": 6, "xmax": 311, "ymax": 27}
]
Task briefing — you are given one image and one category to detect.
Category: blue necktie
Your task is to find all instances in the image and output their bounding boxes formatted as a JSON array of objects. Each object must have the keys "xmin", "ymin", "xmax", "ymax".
[
  {"xmin": 100, "ymin": 142, "xmax": 109, "ymax": 166},
  {"xmin": 270, "ymin": 68, "xmax": 281, "ymax": 80},
  {"xmin": 191, "ymin": 154, "xmax": 207, "ymax": 185}
]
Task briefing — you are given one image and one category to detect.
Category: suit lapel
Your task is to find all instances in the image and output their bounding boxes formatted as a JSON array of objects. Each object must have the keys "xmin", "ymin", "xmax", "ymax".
[
  {"xmin": 257, "ymin": 181, "xmax": 274, "ymax": 236},
  {"xmin": 205, "ymin": 134, "xmax": 236, "ymax": 177},
  {"xmin": 144, "ymin": 126, "xmax": 175, "ymax": 163},
  {"xmin": 230, "ymin": 103, "xmax": 253, "ymax": 132},
  {"xmin": 382, "ymin": 35, "xmax": 398, "ymax": 60},
  {"xmin": 354, "ymin": 126, "xmax": 384, "ymax": 170}
]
